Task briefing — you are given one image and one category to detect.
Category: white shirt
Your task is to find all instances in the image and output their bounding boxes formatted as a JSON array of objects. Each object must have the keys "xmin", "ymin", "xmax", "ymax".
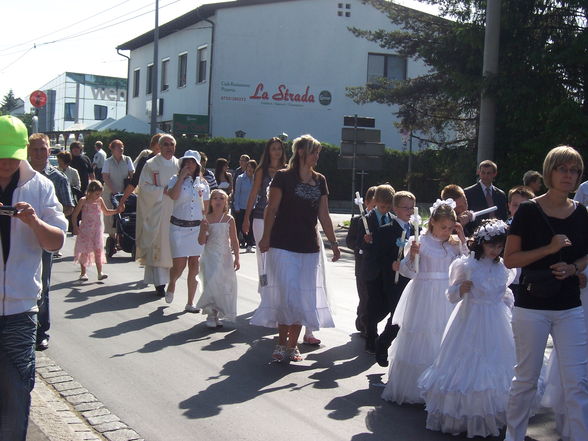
[
  {"xmin": 167, "ymin": 175, "xmax": 210, "ymax": 221},
  {"xmin": 574, "ymin": 181, "xmax": 588, "ymax": 205},
  {"xmin": 92, "ymin": 149, "xmax": 107, "ymax": 168}
]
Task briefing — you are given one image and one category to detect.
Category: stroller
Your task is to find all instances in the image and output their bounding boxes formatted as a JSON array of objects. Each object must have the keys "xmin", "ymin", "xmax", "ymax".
[{"xmin": 106, "ymin": 193, "xmax": 136, "ymax": 260}]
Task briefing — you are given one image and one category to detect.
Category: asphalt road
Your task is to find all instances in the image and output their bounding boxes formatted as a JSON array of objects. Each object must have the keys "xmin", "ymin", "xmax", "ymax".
[{"xmin": 44, "ymin": 219, "xmax": 559, "ymax": 441}]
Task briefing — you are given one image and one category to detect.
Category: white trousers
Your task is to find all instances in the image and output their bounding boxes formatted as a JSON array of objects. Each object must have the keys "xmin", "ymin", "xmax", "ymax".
[
  {"xmin": 252, "ymin": 218, "xmax": 266, "ymax": 287},
  {"xmin": 505, "ymin": 306, "xmax": 588, "ymax": 441}
]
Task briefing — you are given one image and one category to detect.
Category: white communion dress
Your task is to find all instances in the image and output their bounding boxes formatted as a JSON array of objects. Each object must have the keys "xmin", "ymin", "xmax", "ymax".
[
  {"xmin": 196, "ymin": 216, "xmax": 238, "ymax": 321},
  {"xmin": 382, "ymin": 233, "xmax": 465, "ymax": 405},
  {"xmin": 418, "ymin": 255, "xmax": 516, "ymax": 438}
]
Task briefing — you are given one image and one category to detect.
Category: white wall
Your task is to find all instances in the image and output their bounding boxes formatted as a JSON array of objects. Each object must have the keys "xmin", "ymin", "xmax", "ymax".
[{"xmin": 125, "ymin": 0, "xmax": 430, "ymax": 148}]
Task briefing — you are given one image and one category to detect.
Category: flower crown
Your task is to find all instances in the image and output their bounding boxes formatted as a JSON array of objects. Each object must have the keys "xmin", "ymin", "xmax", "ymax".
[
  {"xmin": 429, "ymin": 198, "xmax": 456, "ymax": 216},
  {"xmin": 474, "ymin": 219, "xmax": 508, "ymax": 243}
]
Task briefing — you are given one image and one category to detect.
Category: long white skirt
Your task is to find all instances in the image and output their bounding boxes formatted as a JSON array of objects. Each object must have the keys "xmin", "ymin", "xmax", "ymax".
[{"xmin": 250, "ymin": 247, "xmax": 334, "ymax": 330}]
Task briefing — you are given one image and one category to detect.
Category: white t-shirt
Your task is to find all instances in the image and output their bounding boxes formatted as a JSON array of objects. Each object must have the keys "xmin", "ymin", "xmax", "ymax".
[
  {"xmin": 92, "ymin": 149, "xmax": 107, "ymax": 168},
  {"xmin": 574, "ymin": 181, "xmax": 588, "ymax": 205}
]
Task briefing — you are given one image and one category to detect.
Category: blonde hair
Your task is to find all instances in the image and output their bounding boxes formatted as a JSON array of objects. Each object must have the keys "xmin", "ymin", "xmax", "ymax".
[
  {"xmin": 86, "ymin": 180, "xmax": 103, "ymax": 194},
  {"xmin": 207, "ymin": 189, "xmax": 229, "ymax": 214},
  {"xmin": 28, "ymin": 133, "xmax": 50, "ymax": 145},
  {"xmin": 543, "ymin": 145, "xmax": 583, "ymax": 189},
  {"xmin": 374, "ymin": 184, "xmax": 395, "ymax": 204},
  {"xmin": 288, "ymin": 134, "xmax": 321, "ymax": 172},
  {"xmin": 393, "ymin": 190, "xmax": 415, "ymax": 206}
]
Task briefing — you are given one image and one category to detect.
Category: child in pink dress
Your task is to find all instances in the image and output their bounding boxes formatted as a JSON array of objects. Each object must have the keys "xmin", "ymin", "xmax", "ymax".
[{"xmin": 72, "ymin": 180, "xmax": 121, "ymax": 281}]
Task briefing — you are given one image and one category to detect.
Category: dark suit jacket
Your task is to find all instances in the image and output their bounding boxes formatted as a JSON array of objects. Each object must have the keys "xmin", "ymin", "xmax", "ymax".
[
  {"xmin": 360, "ymin": 209, "xmax": 391, "ymax": 281},
  {"xmin": 464, "ymin": 182, "xmax": 508, "ymax": 229},
  {"xmin": 372, "ymin": 219, "xmax": 411, "ymax": 296}
]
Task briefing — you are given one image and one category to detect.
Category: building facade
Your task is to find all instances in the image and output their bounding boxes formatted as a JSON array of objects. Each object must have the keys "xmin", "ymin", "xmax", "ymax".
[
  {"xmin": 26, "ymin": 72, "xmax": 127, "ymax": 133},
  {"xmin": 118, "ymin": 0, "xmax": 430, "ymax": 149}
]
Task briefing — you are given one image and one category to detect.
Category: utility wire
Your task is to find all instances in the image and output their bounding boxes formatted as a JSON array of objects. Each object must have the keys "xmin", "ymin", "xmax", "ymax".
[{"xmin": 0, "ymin": 0, "xmax": 133, "ymax": 53}]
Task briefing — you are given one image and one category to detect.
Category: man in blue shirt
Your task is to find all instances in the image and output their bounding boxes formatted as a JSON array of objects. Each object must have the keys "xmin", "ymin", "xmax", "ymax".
[{"xmin": 233, "ymin": 160, "xmax": 256, "ymax": 252}]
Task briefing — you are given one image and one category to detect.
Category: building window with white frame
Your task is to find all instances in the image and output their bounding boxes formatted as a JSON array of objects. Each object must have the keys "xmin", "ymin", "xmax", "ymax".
[
  {"xmin": 178, "ymin": 53, "xmax": 187, "ymax": 88},
  {"xmin": 94, "ymin": 105, "xmax": 108, "ymax": 120},
  {"xmin": 146, "ymin": 64, "xmax": 153, "ymax": 94},
  {"xmin": 64, "ymin": 103, "xmax": 76, "ymax": 121},
  {"xmin": 161, "ymin": 59, "xmax": 170, "ymax": 91},
  {"xmin": 197, "ymin": 46, "xmax": 207, "ymax": 83},
  {"xmin": 133, "ymin": 68, "xmax": 140, "ymax": 97},
  {"xmin": 367, "ymin": 53, "xmax": 407, "ymax": 84}
]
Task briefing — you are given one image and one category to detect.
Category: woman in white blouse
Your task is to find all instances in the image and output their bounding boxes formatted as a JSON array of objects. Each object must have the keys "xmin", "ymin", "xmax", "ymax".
[{"xmin": 164, "ymin": 150, "xmax": 210, "ymax": 312}]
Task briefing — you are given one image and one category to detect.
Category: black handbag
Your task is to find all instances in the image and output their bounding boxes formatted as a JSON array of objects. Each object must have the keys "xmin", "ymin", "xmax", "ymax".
[{"xmin": 520, "ymin": 201, "xmax": 564, "ymax": 298}]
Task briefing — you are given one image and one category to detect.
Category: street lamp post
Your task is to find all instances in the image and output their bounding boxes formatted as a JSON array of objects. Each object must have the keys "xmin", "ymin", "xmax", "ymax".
[{"xmin": 150, "ymin": 0, "xmax": 160, "ymax": 136}]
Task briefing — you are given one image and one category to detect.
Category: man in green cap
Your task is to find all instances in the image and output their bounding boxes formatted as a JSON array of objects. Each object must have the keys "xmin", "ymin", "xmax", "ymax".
[{"xmin": 0, "ymin": 115, "xmax": 67, "ymax": 441}]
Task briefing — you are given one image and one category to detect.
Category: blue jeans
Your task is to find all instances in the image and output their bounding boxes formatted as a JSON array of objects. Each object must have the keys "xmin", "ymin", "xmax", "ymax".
[
  {"xmin": 37, "ymin": 251, "xmax": 52, "ymax": 342},
  {"xmin": 0, "ymin": 311, "xmax": 37, "ymax": 441}
]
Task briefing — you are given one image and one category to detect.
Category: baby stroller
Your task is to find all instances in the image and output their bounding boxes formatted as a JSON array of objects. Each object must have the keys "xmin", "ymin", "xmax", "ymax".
[{"xmin": 106, "ymin": 193, "xmax": 136, "ymax": 260}]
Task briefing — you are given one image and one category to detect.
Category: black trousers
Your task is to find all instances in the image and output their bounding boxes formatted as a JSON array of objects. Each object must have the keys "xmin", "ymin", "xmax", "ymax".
[
  {"xmin": 365, "ymin": 273, "xmax": 404, "ymax": 351},
  {"xmin": 234, "ymin": 210, "xmax": 254, "ymax": 247}
]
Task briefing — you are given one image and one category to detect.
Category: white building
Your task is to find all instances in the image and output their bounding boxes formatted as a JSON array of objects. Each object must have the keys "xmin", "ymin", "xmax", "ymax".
[
  {"xmin": 26, "ymin": 72, "xmax": 127, "ymax": 133},
  {"xmin": 118, "ymin": 0, "xmax": 430, "ymax": 148}
]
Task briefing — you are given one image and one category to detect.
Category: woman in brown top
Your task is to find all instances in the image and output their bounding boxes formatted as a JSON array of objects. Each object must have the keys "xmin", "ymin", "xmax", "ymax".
[{"xmin": 250, "ymin": 134, "xmax": 340, "ymax": 362}]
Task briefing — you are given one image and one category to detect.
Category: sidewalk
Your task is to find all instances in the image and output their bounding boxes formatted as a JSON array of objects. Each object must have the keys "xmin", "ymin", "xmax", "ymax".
[{"xmin": 27, "ymin": 353, "xmax": 142, "ymax": 441}]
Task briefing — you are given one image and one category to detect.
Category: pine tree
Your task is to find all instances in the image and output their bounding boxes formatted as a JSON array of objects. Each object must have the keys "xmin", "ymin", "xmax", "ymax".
[{"xmin": 0, "ymin": 89, "xmax": 20, "ymax": 114}]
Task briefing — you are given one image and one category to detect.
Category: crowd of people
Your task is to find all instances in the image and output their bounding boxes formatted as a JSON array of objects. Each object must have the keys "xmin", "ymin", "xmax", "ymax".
[{"xmin": 1, "ymin": 112, "xmax": 588, "ymax": 441}]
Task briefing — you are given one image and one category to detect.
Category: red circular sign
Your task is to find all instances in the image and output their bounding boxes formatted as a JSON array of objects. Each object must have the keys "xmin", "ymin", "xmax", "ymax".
[{"xmin": 30, "ymin": 90, "xmax": 47, "ymax": 108}]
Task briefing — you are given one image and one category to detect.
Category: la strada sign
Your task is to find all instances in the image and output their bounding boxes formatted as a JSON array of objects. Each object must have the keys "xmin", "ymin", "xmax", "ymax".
[{"xmin": 219, "ymin": 81, "xmax": 332, "ymax": 108}]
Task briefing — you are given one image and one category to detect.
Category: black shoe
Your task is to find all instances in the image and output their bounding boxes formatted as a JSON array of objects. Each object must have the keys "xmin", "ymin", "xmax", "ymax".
[
  {"xmin": 155, "ymin": 285, "xmax": 166, "ymax": 297},
  {"xmin": 375, "ymin": 350, "xmax": 389, "ymax": 367},
  {"xmin": 365, "ymin": 339, "xmax": 376, "ymax": 354},
  {"xmin": 36, "ymin": 338, "xmax": 49, "ymax": 351},
  {"xmin": 375, "ymin": 335, "xmax": 390, "ymax": 367}
]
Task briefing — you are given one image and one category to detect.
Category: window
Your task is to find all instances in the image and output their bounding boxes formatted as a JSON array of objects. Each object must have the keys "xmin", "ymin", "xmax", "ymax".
[
  {"xmin": 146, "ymin": 64, "xmax": 153, "ymax": 94},
  {"xmin": 133, "ymin": 68, "xmax": 140, "ymax": 97},
  {"xmin": 64, "ymin": 103, "xmax": 76, "ymax": 121},
  {"xmin": 94, "ymin": 105, "xmax": 107, "ymax": 120},
  {"xmin": 367, "ymin": 53, "xmax": 407, "ymax": 84},
  {"xmin": 177, "ymin": 53, "xmax": 187, "ymax": 87},
  {"xmin": 197, "ymin": 46, "xmax": 207, "ymax": 83},
  {"xmin": 161, "ymin": 59, "xmax": 169, "ymax": 91}
]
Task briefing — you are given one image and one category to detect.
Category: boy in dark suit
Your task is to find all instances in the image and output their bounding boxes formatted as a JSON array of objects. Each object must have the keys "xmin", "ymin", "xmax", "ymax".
[
  {"xmin": 345, "ymin": 186, "xmax": 377, "ymax": 336},
  {"xmin": 372, "ymin": 191, "xmax": 415, "ymax": 366},
  {"xmin": 464, "ymin": 160, "xmax": 508, "ymax": 228},
  {"xmin": 360, "ymin": 184, "xmax": 396, "ymax": 353}
]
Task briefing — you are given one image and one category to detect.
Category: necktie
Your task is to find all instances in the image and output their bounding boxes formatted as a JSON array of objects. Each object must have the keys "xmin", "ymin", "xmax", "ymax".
[
  {"xmin": 485, "ymin": 187, "xmax": 496, "ymax": 217},
  {"xmin": 381, "ymin": 214, "xmax": 387, "ymax": 226},
  {"xmin": 405, "ymin": 223, "xmax": 411, "ymax": 238}
]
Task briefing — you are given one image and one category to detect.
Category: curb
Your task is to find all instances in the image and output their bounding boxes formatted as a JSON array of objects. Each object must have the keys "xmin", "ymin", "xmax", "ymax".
[{"xmin": 32, "ymin": 353, "xmax": 143, "ymax": 441}]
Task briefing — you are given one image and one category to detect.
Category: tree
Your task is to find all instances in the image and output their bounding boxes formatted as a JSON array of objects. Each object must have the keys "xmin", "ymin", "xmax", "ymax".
[
  {"xmin": 0, "ymin": 89, "xmax": 20, "ymax": 114},
  {"xmin": 347, "ymin": 0, "xmax": 588, "ymax": 188}
]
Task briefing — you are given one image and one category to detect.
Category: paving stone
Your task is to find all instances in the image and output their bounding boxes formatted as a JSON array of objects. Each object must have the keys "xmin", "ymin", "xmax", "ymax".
[
  {"xmin": 48, "ymin": 401, "xmax": 71, "ymax": 411},
  {"xmin": 66, "ymin": 393, "xmax": 98, "ymax": 405},
  {"xmin": 68, "ymin": 423, "xmax": 93, "ymax": 432},
  {"xmin": 94, "ymin": 421, "xmax": 127, "ymax": 433},
  {"xmin": 87, "ymin": 414, "xmax": 120, "ymax": 425},
  {"xmin": 82, "ymin": 408, "xmax": 110, "ymax": 418},
  {"xmin": 78, "ymin": 433, "xmax": 101, "ymax": 440},
  {"xmin": 35, "ymin": 357, "xmax": 56, "ymax": 368},
  {"xmin": 74, "ymin": 402, "xmax": 105, "ymax": 412},
  {"xmin": 37, "ymin": 365, "xmax": 64, "ymax": 374},
  {"xmin": 103, "ymin": 429, "xmax": 141, "ymax": 441},
  {"xmin": 54, "ymin": 381, "xmax": 84, "ymax": 392},
  {"xmin": 60, "ymin": 387, "xmax": 89, "ymax": 397},
  {"xmin": 46, "ymin": 375, "xmax": 74, "ymax": 384},
  {"xmin": 55, "ymin": 410, "xmax": 78, "ymax": 420},
  {"xmin": 40, "ymin": 369, "xmax": 66, "ymax": 379}
]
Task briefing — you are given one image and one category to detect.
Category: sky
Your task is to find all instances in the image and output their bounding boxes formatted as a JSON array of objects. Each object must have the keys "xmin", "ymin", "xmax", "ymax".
[{"xmin": 0, "ymin": 0, "xmax": 439, "ymax": 105}]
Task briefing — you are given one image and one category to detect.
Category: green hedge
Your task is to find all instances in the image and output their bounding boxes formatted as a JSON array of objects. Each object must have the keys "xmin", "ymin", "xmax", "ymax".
[{"xmin": 80, "ymin": 130, "xmax": 496, "ymax": 203}]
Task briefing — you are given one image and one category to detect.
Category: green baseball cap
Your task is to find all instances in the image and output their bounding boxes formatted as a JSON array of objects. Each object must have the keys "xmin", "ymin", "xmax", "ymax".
[{"xmin": 0, "ymin": 115, "xmax": 28, "ymax": 160}]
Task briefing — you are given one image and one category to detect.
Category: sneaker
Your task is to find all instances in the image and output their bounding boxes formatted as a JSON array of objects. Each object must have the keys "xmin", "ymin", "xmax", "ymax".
[
  {"xmin": 79, "ymin": 274, "xmax": 88, "ymax": 281},
  {"xmin": 246, "ymin": 246, "xmax": 252, "ymax": 253},
  {"xmin": 184, "ymin": 304, "xmax": 200, "ymax": 313},
  {"xmin": 165, "ymin": 291, "xmax": 174, "ymax": 304},
  {"xmin": 215, "ymin": 317, "xmax": 223, "ymax": 328},
  {"xmin": 98, "ymin": 273, "xmax": 108, "ymax": 281},
  {"xmin": 53, "ymin": 252, "xmax": 62, "ymax": 259}
]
